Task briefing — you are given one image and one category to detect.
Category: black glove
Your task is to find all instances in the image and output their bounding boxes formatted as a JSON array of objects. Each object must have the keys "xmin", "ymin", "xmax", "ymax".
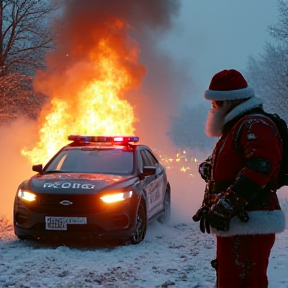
[
  {"xmin": 198, "ymin": 157, "xmax": 212, "ymax": 183},
  {"xmin": 207, "ymin": 191, "xmax": 249, "ymax": 231},
  {"xmin": 192, "ymin": 206, "xmax": 210, "ymax": 234}
]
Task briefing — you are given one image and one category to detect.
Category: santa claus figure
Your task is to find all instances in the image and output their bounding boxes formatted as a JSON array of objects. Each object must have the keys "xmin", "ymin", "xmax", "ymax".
[{"xmin": 193, "ymin": 69, "xmax": 286, "ymax": 288}]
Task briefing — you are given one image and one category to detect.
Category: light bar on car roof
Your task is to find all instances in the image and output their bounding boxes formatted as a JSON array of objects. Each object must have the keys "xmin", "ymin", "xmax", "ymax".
[{"xmin": 68, "ymin": 135, "xmax": 139, "ymax": 144}]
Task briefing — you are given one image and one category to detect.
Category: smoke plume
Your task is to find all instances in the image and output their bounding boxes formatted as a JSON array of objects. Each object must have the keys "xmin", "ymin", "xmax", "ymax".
[
  {"xmin": 34, "ymin": 0, "xmax": 182, "ymax": 148},
  {"xmin": 0, "ymin": 0, "xmax": 207, "ymax": 225}
]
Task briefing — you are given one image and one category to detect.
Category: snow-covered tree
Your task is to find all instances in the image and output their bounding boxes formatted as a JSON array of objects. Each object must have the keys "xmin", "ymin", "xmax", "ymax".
[
  {"xmin": 0, "ymin": 0, "xmax": 55, "ymax": 122},
  {"xmin": 0, "ymin": 0, "xmax": 55, "ymax": 76},
  {"xmin": 245, "ymin": 0, "xmax": 288, "ymax": 121}
]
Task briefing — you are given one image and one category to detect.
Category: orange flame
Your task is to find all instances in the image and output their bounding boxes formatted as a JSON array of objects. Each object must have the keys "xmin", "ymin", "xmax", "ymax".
[{"xmin": 22, "ymin": 19, "xmax": 145, "ymax": 165}]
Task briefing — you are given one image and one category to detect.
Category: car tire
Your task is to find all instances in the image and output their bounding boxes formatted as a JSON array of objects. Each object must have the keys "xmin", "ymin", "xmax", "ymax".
[
  {"xmin": 130, "ymin": 198, "xmax": 147, "ymax": 245},
  {"xmin": 158, "ymin": 188, "xmax": 171, "ymax": 225}
]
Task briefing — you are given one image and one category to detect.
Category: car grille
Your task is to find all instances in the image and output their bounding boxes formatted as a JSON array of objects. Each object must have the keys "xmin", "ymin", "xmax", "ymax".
[{"xmin": 32, "ymin": 194, "xmax": 106, "ymax": 214}]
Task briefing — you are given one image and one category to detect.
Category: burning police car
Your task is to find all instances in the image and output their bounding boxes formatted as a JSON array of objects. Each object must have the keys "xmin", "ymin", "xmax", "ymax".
[{"xmin": 13, "ymin": 135, "xmax": 171, "ymax": 244}]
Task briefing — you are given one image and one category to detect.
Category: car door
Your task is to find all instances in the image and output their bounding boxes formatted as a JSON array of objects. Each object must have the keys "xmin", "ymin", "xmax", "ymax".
[{"xmin": 140, "ymin": 149, "xmax": 165, "ymax": 219}]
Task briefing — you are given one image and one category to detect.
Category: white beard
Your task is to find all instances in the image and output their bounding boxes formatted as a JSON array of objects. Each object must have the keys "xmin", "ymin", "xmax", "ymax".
[{"xmin": 205, "ymin": 104, "xmax": 231, "ymax": 137}]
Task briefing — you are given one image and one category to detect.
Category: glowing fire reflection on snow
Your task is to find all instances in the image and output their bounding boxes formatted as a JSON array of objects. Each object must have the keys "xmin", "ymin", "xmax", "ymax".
[{"xmin": 155, "ymin": 149, "xmax": 201, "ymax": 179}]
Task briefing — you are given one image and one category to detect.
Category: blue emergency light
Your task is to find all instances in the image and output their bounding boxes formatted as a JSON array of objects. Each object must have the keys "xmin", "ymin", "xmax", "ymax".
[{"xmin": 68, "ymin": 135, "xmax": 139, "ymax": 144}]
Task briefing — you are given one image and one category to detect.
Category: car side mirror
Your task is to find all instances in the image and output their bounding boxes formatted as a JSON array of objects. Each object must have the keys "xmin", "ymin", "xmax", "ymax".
[
  {"xmin": 140, "ymin": 165, "xmax": 156, "ymax": 179},
  {"xmin": 32, "ymin": 164, "xmax": 43, "ymax": 174}
]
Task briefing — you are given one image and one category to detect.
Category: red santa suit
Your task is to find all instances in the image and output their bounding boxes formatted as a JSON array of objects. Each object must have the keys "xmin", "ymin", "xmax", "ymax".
[
  {"xmin": 209, "ymin": 97, "xmax": 285, "ymax": 287},
  {"xmin": 195, "ymin": 69, "xmax": 286, "ymax": 288}
]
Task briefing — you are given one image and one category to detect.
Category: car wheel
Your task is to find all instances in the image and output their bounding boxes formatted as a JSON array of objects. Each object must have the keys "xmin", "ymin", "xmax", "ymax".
[
  {"xmin": 130, "ymin": 198, "xmax": 147, "ymax": 245},
  {"xmin": 158, "ymin": 188, "xmax": 171, "ymax": 225}
]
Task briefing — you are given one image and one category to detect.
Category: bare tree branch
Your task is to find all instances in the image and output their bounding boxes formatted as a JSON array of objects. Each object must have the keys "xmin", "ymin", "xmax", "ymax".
[{"xmin": 0, "ymin": 0, "xmax": 56, "ymax": 76}]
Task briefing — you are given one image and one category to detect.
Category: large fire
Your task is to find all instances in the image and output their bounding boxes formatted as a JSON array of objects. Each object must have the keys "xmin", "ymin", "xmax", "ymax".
[
  {"xmin": 21, "ymin": 19, "xmax": 145, "ymax": 165},
  {"xmin": 19, "ymin": 11, "xmax": 202, "ymax": 179}
]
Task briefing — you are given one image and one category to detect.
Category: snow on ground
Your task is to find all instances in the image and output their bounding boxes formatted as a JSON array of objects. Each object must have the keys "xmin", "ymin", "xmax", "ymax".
[
  {"xmin": 1, "ymin": 217, "xmax": 288, "ymax": 288},
  {"xmin": 1, "ymin": 134, "xmax": 288, "ymax": 288}
]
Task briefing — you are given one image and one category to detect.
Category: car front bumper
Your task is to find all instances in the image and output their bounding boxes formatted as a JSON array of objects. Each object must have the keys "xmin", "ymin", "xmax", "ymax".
[{"xmin": 13, "ymin": 194, "xmax": 140, "ymax": 240}]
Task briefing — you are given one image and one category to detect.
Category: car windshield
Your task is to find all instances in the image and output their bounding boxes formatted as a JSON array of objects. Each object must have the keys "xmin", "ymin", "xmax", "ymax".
[{"xmin": 45, "ymin": 148, "xmax": 134, "ymax": 175}]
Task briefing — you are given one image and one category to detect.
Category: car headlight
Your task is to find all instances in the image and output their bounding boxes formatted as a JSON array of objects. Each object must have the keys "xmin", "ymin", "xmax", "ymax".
[
  {"xmin": 18, "ymin": 189, "xmax": 36, "ymax": 202},
  {"xmin": 100, "ymin": 191, "xmax": 133, "ymax": 203}
]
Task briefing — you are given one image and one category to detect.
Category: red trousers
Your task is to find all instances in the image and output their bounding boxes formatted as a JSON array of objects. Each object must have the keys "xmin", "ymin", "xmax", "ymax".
[{"xmin": 216, "ymin": 234, "xmax": 275, "ymax": 288}]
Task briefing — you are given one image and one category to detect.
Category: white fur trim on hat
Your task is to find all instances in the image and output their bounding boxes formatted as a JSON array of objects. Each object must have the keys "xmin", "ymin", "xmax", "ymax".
[
  {"xmin": 204, "ymin": 86, "xmax": 255, "ymax": 101},
  {"xmin": 210, "ymin": 210, "xmax": 286, "ymax": 237}
]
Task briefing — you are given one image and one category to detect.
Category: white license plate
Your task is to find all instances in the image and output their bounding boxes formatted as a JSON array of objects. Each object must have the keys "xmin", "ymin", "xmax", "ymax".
[{"xmin": 45, "ymin": 217, "xmax": 87, "ymax": 231}]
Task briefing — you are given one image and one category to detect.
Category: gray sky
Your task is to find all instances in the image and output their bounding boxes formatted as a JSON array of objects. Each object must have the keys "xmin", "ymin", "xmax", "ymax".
[{"xmin": 160, "ymin": 0, "xmax": 279, "ymax": 104}]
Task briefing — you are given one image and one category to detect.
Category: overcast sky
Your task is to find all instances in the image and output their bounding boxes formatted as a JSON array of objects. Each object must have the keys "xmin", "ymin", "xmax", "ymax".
[{"xmin": 160, "ymin": 0, "xmax": 279, "ymax": 104}]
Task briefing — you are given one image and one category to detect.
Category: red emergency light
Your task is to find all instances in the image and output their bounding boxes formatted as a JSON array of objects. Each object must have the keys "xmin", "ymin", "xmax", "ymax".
[{"xmin": 68, "ymin": 135, "xmax": 139, "ymax": 144}]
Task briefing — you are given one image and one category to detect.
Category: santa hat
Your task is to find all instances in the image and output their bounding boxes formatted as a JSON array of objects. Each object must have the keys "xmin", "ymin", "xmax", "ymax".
[{"xmin": 204, "ymin": 69, "xmax": 255, "ymax": 101}]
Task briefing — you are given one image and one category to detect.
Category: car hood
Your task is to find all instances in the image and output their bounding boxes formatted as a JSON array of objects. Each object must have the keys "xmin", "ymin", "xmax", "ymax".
[{"xmin": 26, "ymin": 173, "xmax": 136, "ymax": 194}]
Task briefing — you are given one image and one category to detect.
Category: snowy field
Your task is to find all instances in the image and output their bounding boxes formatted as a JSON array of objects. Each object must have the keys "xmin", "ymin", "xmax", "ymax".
[
  {"xmin": 1, "ymin": 132, "xmax": 288, "ymax": 288},
  {"xmin": 1, "ymin": 216, "xmax": 288, "ymax": 288}
]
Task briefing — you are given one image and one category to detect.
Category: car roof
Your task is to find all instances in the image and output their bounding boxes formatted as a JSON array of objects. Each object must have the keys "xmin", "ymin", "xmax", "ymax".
[
  {"xmin": 62, "ymin": 135, "xmax": 152, "ymax": 153},
  {"xmin": 64, "ymin": 142, "xmax": 135, "ymax": 150},
  {"xmin": 64, "ymin": 142, "xmax": 152, "ymax": 151}
]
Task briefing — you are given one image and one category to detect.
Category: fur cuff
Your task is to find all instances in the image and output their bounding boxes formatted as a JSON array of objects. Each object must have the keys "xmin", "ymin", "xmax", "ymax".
[{"xmin": 210, "ymin": 210, "xmax": 286, "ymax": 237}]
